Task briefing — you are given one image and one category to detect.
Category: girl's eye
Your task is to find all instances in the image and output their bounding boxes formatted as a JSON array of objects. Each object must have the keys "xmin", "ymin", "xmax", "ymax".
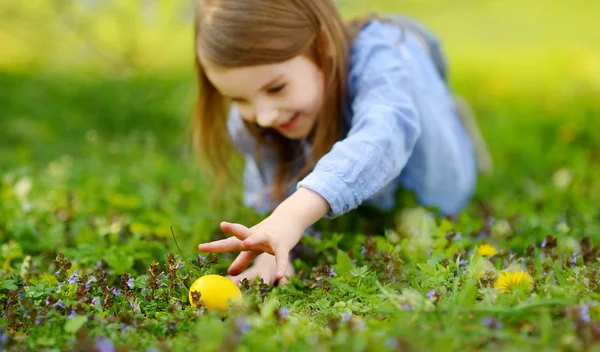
[{"xmin": 267, "ymin": 84, "xmax": 286, "ymax": 94}]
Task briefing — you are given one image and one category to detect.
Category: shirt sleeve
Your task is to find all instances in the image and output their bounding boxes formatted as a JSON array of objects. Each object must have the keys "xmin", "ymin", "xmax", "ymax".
[
  {"xmin": 227, "ymin": 108, "xmax": 273, "ymax": 215},
  {"xmin": 297, "ymin": 26, "xmax": 422, "ymax": 218}
]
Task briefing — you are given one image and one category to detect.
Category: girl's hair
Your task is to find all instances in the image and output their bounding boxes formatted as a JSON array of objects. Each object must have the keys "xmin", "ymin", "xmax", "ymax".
[{"xmin": 192, "ymin": 0, "xmax": 380, "ymax": 205}]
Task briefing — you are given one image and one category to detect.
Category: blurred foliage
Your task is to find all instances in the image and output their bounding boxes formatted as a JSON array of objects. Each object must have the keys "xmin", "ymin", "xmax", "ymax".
[{"xmin": 1, "ymin": 1, "xmax": 600, "ymax": 351}]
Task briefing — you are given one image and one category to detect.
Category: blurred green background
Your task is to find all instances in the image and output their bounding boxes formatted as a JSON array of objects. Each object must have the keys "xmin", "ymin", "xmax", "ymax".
[{"xmin": 1, "ymin": 0, "xmax": 599, "ymax": 259}]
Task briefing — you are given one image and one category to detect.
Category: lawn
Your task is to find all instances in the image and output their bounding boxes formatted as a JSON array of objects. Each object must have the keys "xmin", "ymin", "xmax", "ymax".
[{"xmin": 1, "ymin": 1, "xmax": 599, "ymax": 351}]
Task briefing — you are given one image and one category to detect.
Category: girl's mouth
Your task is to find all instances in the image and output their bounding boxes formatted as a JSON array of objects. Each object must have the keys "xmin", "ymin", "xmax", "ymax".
[{"xmin": 278, "ymin": 112, "xmax": 300, "ymax": 131}]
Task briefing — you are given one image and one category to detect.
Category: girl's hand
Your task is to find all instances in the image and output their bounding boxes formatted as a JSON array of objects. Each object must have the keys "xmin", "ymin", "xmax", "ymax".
[
  {"xmin": 198, "ymin": 215, "xmax": 305, "ymax": 281},
  {"xmin": 197, "ymin": 187, "xmax": 330, "ymax": 282}
]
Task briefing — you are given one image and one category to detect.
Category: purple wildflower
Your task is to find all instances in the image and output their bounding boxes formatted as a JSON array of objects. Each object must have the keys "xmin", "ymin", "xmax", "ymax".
[
  {"xmin": 235, "ymin": 318, "xmax": 251, "ymax": 334},
  {"xmin": 53, "ymin": 299, "xmax": 64, "ymax": 309},
  {"xmin": 279, "ymin": 307, "xmax": 290, "ymax": 319},
  {"xmin": 169, "ymin": 323, "xmax": 176, "ymax": 332},
  {"xmin": 386, "ymin": 338, "xmax": 398, "ymax": 349},
  {"xmin": 329, "ymin": 267, "xmax": 337, "ymax": 277},
  {"xmin": 126, "ymin": 277, "xmax": 134, "ymax": 289},
  {"xmin": 68, "ymin": 270, "xmax": 80, "ymax": 284},
  {"xmin": 360, "ymin": 246, "xmax": 367, "ymax": 255},
  {"xmin": 580, "ymin": 305, "xmax": 591, "ymax": 324},
  {"xmin": 92, "ymin": 297, "xmax": 101, "ymax": 306},
  {"xmin": 86, "ymin": 275, "xmax": 97, "ymax": 289},
  {"xmin": 94, "ymin": 337, "xmax": 115, "ymax": 352},
  {"xmin": 111, "ymin": 288, "xmax": 121, "ymax": 296},
  {"xmin": 68, "ymin": 309, "xmax": 77, "ymax": 319},
  {"xmin": 482, "ymin": 316, "xmax": 502, "ymax": 329},
  {"xmin": 426, "ymin": 289, "xmax": 437, "ymax": 299},
  {"xmin": 341, "ymin": 312, "xmax": 352, "ymax": 323}
]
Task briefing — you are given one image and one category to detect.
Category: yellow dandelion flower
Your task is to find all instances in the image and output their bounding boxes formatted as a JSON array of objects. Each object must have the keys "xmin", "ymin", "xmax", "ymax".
[
  {"xmin": 478, "ymin": 244, "xmax": 498, "ymax": 256},
  {"xmin": 494, "ymin": 271, "xmax": 534, "ymax": 294}
]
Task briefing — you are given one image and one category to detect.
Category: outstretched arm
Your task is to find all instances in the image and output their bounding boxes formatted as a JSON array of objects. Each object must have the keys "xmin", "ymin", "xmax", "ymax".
[{"xmin": 198, "ymin": 186, "xmax": 329, "ymax": 281}]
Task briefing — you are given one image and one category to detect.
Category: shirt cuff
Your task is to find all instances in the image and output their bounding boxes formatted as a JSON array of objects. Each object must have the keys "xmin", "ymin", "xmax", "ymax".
[{"xmin": 297, "ymin": 171, "xmax": 356, "ymax": 219}]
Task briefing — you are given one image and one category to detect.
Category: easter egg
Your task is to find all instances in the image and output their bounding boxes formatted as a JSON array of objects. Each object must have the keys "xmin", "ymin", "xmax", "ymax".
[{"xmin": 188, "ymin": 274, "xmax": 243, "ymax": 311}]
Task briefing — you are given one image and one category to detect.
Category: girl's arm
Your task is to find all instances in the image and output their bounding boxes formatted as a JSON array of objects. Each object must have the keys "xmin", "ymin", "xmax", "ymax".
[{"xmin": 298, "ymin": 23, "xmax": 421, "ymax": 219}]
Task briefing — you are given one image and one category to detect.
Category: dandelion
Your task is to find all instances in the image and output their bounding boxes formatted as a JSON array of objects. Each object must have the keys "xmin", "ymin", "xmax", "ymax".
[
  {"xmin": 478, "ymin": 244, "xmax": 498, "ymax": 256},
  {"xmin": 494, "ymin": 271, "xmax": 534, "ymax": 294}
]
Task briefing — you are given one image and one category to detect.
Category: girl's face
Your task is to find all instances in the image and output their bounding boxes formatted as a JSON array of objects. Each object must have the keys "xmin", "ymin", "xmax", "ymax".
[{"xmin": 201, "ymin": 55, "xmax": 325, "ymax": 140}]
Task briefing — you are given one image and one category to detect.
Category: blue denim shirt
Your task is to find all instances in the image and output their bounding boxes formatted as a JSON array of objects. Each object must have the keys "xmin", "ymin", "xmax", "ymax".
[{"xmin": 227, "ymin": 17, "xmax": 477, "ymax": 218}]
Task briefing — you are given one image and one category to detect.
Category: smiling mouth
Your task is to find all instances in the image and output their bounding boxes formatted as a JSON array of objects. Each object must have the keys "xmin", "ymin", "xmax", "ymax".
[{"xmin": 278, "ymin": 112, "xmax": 300, "ymax": 131}]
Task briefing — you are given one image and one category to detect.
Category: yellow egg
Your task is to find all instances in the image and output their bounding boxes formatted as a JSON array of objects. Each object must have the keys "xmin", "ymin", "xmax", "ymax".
[{"xmin": 188, "ymin": 274, "xmax": 243, "ymax": 311}]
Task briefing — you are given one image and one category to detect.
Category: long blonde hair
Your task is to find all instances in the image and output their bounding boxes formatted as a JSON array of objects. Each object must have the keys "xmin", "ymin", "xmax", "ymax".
[{"xmin": 193, "ymin": 0, "xmax": 378, "ymax": 205}]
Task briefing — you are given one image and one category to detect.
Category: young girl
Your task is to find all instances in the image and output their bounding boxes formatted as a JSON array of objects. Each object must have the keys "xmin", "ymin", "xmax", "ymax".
[{"xmin": 194, "ymin": 0, "xmax": 491, "ymax": 285}]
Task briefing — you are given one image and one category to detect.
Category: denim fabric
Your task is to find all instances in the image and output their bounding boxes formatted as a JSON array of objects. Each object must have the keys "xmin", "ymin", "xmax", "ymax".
[{"xmin": 227, "ymin": 17, "xmax": 477, "ymax": 219}]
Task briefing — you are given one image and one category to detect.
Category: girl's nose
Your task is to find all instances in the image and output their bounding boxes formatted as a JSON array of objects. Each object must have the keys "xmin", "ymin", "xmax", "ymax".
[{"xmin": 255, "ymin": 106, "xmax": 279, "ymax": 128}]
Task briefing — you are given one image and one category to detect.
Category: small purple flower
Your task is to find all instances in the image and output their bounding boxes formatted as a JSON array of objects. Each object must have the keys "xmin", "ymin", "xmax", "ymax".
[
  {"xmin": 169, "ymin": 323, "xmax": 176, "ymax": 332},
  {"xmin": 86, "ymin": 275, "xmax": 97, "ymax": 289},
  {"xmin": 127, "ymin": 278, "xmax": 134, "ymax": 289},
  {"xmin": 569, "ymin": 255, "xmax": 577, "ymax": 266},
  {"xmin": 129, "ymin": 301, "xmax": 136, "ymax": 310},
  {"xmin": 197, "ymin": 255, "xmax": 205, "ymax": 263},
  {"xmin": 360, "ymin": 246, "xmax": 367, "ymax": 255},
  {"xmin": 111, "ymin": 288, "xmax": 121, "ymax": 296},
  {"xmin": 426, "ymin": 289, "xmax": 437, "ymax": 299},
  {"xmin": 68, "ymin": 309, "xmax": 77, "ymax": 319},
  {"xmin": 401, "ymin": 303, "xmax": 411, "ymax": 310},
  {"xmin": 95, "ymin": 261, "xmax": 103, "ymax": 269},
  {"xmin": 328, "ymin": 267, "xmax": 337, "ymax": 277},
  {"xmin": 35, "ymin": 319, "xmax": 41, "ymax": 326},
  {"xmin": 121, "ymin": 325, "xmax": 127, "ymax": 333},
  {"xmin": 341, "ymin": 312, "xmax": 352, "ymax": 323},
  {"xmin": 386, "ymin": 338, "xmax": 398, "ymax": 349},
  {"xmin": 92, "ymin": 297, "xmax": 101, "ymax": 306},
  {"xmin": 94, "ymin": 337, "xmax": 115, "ymax": 352},
  {"xmin": 354, "ymin": 318, "xmax": 366, "ymax": 330},
  {"xmin": 68, "ymin": 270, "xmax": 80, "ymax": 284},
  {"xmin": 313, "ymin": 231, "xmax": 322, "ymax": 239},
  {"xmin": 53, "ymin": 299, "xmax": 64, "ymax": 309},
  {"xmin": 279, "ymin": 307, "xmax": 289, "ymax": 319},
  {"xmin": 482, "ymin": 316, "xmax": 502, "ymax": 329},
  {"xmin": 236, "ymin": 318, "xmax": 251, "ymax": 334},
  {"xmin": 57, "ymin": 282, "xmax": 64, "ymax": 290},
  {"xmin": 580, "ymin": 305, "xmax": 591, "ymax": 324},
  {"xmin": 18, "ymin": 290, "xmax": 23, "ymax": 298},
  {"xmin": 55, "ymin": 270, "xmax": 61, "ymax": 278}
]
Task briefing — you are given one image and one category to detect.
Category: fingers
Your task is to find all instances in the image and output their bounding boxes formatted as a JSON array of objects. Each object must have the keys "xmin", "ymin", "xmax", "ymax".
[
  {"xmin": 274, "ymin": 249, "xmax": 290, "ymax": 282},
  {"xmin": 228, "ymin": 251, "xmax": 260, "ymax": 276},
  {"xmin": 198, "ymin": 236, "xmax": 244, "ymax": 253},
  {"xmin": 220, "ymin": 222, "xmax": 253, "ymax": 241}
]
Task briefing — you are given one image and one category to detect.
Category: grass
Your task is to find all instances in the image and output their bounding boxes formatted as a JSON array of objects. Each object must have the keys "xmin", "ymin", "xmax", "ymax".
[{"xmin": 1, "ymin": 1, "xmax": 600, "ymax": 351}]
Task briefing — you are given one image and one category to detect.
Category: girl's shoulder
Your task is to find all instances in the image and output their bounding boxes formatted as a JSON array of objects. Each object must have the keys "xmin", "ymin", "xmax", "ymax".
[{"xmin": 347, "ymin": 14, "xmax": 444, "ymax": 83}]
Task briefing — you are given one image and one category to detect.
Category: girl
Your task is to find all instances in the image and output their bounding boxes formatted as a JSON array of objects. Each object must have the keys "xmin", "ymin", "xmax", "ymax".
[{"xmin": 194, "ymin": 0, "xmax": 491, "ymax": 285}]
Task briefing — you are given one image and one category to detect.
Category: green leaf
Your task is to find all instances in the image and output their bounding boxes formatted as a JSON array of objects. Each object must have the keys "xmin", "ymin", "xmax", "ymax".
[
  {"xmin": 64, "ymin": 316, "xmax": 87, "ymax": 333},
  {"xmin": 335, "ymin": 249, "xmax": 354, "ymax": 275},
  {"xmin": 417, "ymin": 263, "xmax": 437, "ymax": 276},
  {"xmin": 1, "ymin": 280, "xmax": 17, "ymax": 291}
]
